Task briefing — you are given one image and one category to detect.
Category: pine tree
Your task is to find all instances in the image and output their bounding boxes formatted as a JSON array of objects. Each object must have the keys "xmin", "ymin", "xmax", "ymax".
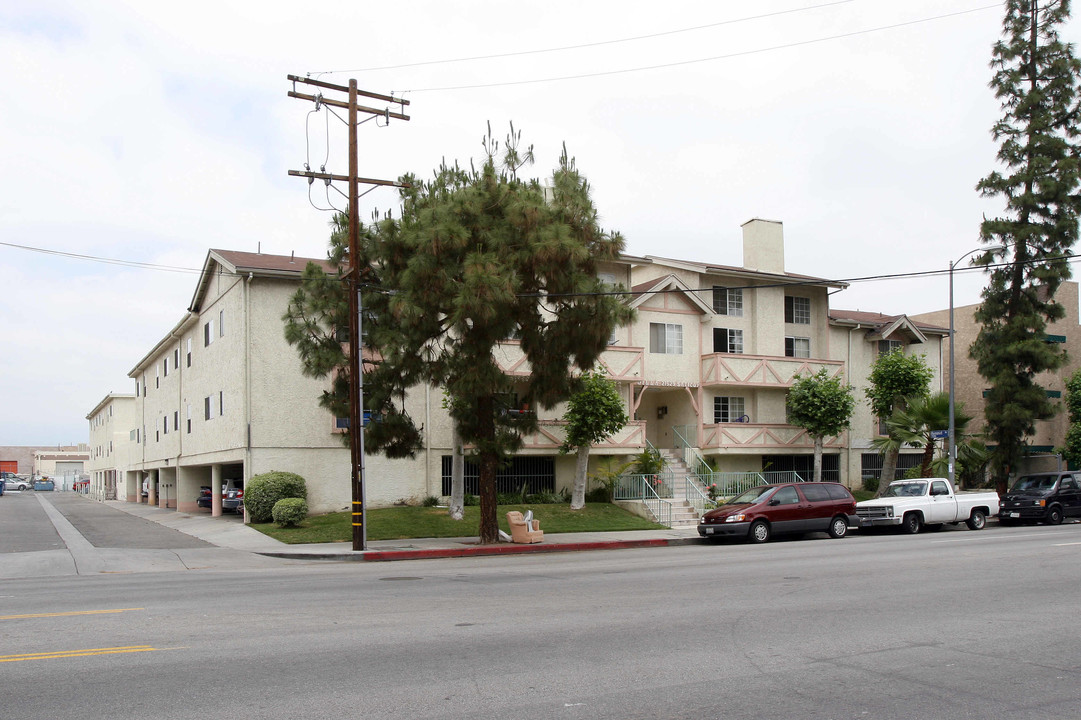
[
  {"xmin": 286, "ymin": 126, "xmax": 634, "ymax": 544},
  {"xmin": 971, "ymin": 0, "xmax": 1081, "ymax": 482}
]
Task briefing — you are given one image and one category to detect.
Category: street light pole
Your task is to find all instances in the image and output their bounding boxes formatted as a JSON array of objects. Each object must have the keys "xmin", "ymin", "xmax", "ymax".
[{"xmin": 948, "ymin": 245, "xmax": 1004, "ymax": 489}]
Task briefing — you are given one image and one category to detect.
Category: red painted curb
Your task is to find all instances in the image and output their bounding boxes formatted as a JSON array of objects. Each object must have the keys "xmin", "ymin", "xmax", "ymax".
[{"xmin": 362, "ymin": 538, "xmax": 671, "ymax": 561}]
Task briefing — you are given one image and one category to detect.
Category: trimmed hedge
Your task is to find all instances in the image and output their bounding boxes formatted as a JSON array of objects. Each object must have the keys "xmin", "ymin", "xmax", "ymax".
[
  {"xmin": 246, "ymin": 471, "xmax": 307, "ymax": 523},
  {"xmin": 272, "ymin": 498, "xmax": 308, "ymax": 528}
]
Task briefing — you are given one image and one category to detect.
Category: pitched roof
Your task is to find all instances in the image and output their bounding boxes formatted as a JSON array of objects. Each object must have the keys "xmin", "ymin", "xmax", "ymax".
[{"xmin": 829, "ymin": 309, "xmax": 949, "ymax": 344}]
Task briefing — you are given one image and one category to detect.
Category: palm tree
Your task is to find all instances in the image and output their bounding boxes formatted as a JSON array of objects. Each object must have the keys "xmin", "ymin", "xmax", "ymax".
[
  {"xmin": 873, "ymin": 392, "xmax": 981, "ymax": 484},
  {"xmin": 888, "ymin": 393, "xmax": 972, "ymax": 478}
]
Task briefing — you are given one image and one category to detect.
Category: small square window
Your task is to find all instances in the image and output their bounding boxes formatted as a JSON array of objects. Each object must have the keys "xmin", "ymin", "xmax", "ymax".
[{"xmin": 649, "ymin": 323, "xmax": 683, "ymax": 354}]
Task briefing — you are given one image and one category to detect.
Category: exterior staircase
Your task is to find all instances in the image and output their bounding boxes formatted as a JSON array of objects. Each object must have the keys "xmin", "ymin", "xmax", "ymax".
[{"xmin": 655, "ymin": 449, "xmax": 709, "ymax": 528}]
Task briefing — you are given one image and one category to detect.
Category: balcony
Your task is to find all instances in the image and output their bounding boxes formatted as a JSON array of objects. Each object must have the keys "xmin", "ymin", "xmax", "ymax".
[
  {"xmin": 519, "ymin": 420, "xmax": 646, "ymax": 450},
  {"xmin": 701, "ymin": 353, "xmax": 844, "ymax": 389},
  {"xmin": 494, "ymin": 342, "xmax": 644, "ymax": 381},
  {"xmin": 701, "ymin": 422, "xmax": 846, "ymax": 451}
]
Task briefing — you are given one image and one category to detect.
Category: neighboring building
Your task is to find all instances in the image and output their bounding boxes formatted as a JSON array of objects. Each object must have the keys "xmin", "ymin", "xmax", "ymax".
[
  {"xmin": 828, "ymin": 310, "xmax": 949, "ymax": 485},
  {"xmin": 92, "ymin": 221, "xmax": 948, "ymax": 522},
  {"xmin": 912, "ymin": 281, "xmax": 1081, "ymax": 475},
  {"xmin": 33, "ymin": 446, "xmax": 90, "ymax": 486},
  {"xmin": 0, "ymin": 445, "xmax": 87, "ymax": 477},
  {"xmin": 86, "ymin": 394, "xmax": 136, "ymax": 500}
]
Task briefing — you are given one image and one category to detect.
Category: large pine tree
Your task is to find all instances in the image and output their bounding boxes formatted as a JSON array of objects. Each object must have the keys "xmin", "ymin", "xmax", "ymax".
[
  {"xmin": 971, "ymin": 0, "xmax": 1081, "ymax": 482},
  {"xmin": 285, "ymin": 127, "xmax": 633, "ymax": 544}
]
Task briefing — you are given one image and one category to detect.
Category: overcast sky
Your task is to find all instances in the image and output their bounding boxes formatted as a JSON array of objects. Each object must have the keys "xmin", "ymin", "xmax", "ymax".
[{"xmin": 2, "ymin": 0, "xmax": 1078, "ymax": 447}]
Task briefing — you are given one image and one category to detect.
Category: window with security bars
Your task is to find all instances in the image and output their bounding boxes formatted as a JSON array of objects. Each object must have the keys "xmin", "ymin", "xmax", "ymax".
[
  {"xmin": 712, "ymin": 287, "xmax": 743, "ymax": 316},
  {"xmin": 784, "ymin": 296, "xmax": 811, "ymax": 324},
  {"xmin": 441, "ymin": 456, "xmax": 555, "ymax": 496},
  {"xmin": 649, "ymin": 323, "xmax": 683, "ymax": 354},
  {"xmin": 763, "ymin": 454, "xmax": 840, "ymax": 483},
  {"xmin": 861, "ymin": 453, "xmax": 923, "ymax": 482}
]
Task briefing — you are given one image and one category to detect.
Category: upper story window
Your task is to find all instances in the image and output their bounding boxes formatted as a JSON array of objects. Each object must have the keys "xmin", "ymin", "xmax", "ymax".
[
  {"xmin": 785, "ymin": 336, "xmax": 810, "ymax": 358},
  {"xmin": 785, "ymin": 296, "xmax": 811, "ymax": 324},
  {"xmin": 714, "ymin": 328, "xmax": 744, "ymax": 354},
  {"xmin": 204, "ymin": 319, "xmax": 215, "ymax": 347},
  {"xmin": 219, "ymin": 309, "xmax": 225, "ymax": 338},
  {"xmin": 714, "ymin": 396, "xmax": 746, "ymax": 423},
  {"xmin": 712, "ymin": 287, "xmax": 743, "ymax": 317},
  {"xmin": 598, "ymin": 272, "xmax": 617, "ymax": 287},
  {"xmin": 649, "ymin": 323, "xmax": 683, "ymax": 355},
  {"xmin": 186, "ymin": 337, "xmax": 192, "ymax": 367},
  {"xmin": 878, "ymin": 339, "xmax": 904, "ymax": 356},
  {"xmin": 163, "ymin": 357, "xmax": 169, "ymax": 377}
]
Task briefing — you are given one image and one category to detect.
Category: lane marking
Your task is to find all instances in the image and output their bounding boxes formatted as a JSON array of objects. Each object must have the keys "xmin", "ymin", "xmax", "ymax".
[
  {"xmin": 0, "ymin": 607, "xmax": 145, "ymax": 621},
  {"xmin": 0, "ymin": 646, "xmax": 157, "ymax": 663},
  {"xmin": 1052, "ymin": 541, "xmax": 1081, "ymax": 547},
  {"xmin": 931, "ymin": 532, "xmax": 1067, "ymax": 544}
]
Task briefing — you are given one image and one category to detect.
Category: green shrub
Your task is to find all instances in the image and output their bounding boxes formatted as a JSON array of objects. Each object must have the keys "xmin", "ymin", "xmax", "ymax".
[
  {"xmin": 272, "ymin": 497, "xmax": 308, "ymax": 528},
  {"xmin": 584, "ymin": 487, "xmax": 609, "ymax": 503},
  {"xmin": 463, "ymin": 494, "xmax": 480, "ymax": 506},
  {"xmin": 422, "ymin": 494, "xmax": 440, "ymax": 507},
  {"xmin": 861, "ymin": 475, "xmax": 879, "ymax": 493},
  {"xmin": 246, "ymin": 471, "xmax": 308, "ymax": 523}
]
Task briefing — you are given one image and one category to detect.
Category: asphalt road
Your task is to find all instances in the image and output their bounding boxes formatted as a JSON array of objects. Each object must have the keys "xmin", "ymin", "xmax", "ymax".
[{"xmin": 2, "ymin": 512, "xmax": 1080, "ymax": 720}]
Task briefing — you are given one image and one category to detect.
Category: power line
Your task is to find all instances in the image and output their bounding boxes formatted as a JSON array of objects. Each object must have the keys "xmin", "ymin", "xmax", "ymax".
[
  {"xmin": 311, "ymin": 0, "xmax": 856, "ymax": 75},
  {"xmin": 401, "ymin": 4, "xmax": 1000, "ymax": 93},
  {"xmin": 0, "ymin": 241, "xmax": 202, "ymax": 274}
]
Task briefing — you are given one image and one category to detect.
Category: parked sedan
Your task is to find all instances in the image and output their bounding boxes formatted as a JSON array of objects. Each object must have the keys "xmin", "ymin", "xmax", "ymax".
[
  {"xmin": 698, "ymin": 482, "xmax": 858, "ymax": 543},
  {"xmin": 999, "ymin": 472, "xmax": 1081, "ymax": 525}
]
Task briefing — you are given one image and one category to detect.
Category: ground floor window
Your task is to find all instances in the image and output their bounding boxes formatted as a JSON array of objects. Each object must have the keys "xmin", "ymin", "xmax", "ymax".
[
  {"xmin": 762, "ymin": 454, "xmax": 839, "ymax": 483},
  {"xmin": 861, "ymin": 453, "xmax": 922, "ymax": 483},
  {"xmin": 441, "ymin": 456, "xmax": 555, "ymax": 496}
]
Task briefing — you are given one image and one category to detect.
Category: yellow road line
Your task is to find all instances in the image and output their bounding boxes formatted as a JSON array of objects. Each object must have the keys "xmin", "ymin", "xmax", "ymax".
[
  {"xmin": 0, "ymin": 646, "xmax": 157, "ymax": 663},
  {"xmin": 0, "ymin": 607, "xmax": 145, "ymax": 621}
]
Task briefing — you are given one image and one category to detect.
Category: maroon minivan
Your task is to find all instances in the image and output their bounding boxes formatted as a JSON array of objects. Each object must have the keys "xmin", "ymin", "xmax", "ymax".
[{"xmin": 698, "ymin": 482, "xmax": 857, "ymax": 543}]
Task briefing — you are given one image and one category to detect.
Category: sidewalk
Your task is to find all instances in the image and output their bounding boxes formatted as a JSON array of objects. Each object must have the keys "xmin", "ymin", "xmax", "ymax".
[{"xmin": 104, "ymin": 500, "xmax": 704, "ymax": 562}]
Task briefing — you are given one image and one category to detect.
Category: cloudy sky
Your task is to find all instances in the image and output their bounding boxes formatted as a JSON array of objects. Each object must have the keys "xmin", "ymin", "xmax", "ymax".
[{"xmin": 2, "ymin": 0, "xmax": 1078, "ymax": 446}]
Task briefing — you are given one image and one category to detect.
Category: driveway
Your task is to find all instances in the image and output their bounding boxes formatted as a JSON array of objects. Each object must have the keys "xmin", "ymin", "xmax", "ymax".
[{"xmin": 0, "ymin": 490, "xmax": 300, "ymax": 579}]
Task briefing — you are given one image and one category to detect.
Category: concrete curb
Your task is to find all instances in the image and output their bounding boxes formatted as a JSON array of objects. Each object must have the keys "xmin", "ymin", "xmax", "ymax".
[{"xmin": 255, "ymin": 535, "xmax": 702, "ymax": 562}]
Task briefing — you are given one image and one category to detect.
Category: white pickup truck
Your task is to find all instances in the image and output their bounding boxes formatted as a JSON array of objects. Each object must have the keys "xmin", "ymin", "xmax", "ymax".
[{"xmin": 855, "ymin": 478, "xmax": 999, "ymax": 534}]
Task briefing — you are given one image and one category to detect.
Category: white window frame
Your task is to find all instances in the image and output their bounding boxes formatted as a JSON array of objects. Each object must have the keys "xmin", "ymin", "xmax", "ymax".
[
  {"xmin": 649, "ymin": 323, "xmax": 683, "ymax": 355},
  {"xmin": 712, "ymin": 286, "xmax": 743, "ymax": 317},
  {"xmin": 785, "ymin": 336, "xmax": 811, "ymax": 358},
  {"xmin": 713, "ymin": 396, "xmax": 746, "ymax": 423}
]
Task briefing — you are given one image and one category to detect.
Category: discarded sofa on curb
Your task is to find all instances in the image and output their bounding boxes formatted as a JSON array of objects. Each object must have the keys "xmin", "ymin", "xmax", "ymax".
[{"xmin": 506, "ymin": 511, "xmax": 543, "ymax": 544}]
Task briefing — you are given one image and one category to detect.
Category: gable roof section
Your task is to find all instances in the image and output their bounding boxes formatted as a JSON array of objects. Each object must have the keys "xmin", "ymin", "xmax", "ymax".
[
  {"xmin": 642, "ymin": 255, "xmax": 847, "ymax": 290},
  {"xmin": 830, "ymin": 309, "xmax": 949, "ymax": 344},
  {"xmin": 629, "ymin": 274, "xmax": 715, "ymax": 314},
  {"xmin": 189, "ymin": 249, "xmax": 332, "ymax": 313}
]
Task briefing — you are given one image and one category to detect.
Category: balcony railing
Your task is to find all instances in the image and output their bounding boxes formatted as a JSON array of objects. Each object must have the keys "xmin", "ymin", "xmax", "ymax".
[
  {"xmin": 701, "ymin": 422, "xmax": 845, "ymax": 450},
  {"xmin": 701, "ymin": 354, "xmax": 844, "ymax": 388},
  {"xmin": 519, "ymin": 420, "xmax": 646, "ymax": 450},
  {"xmin": 494, "ymin": 343, "xmax": 644, "ymax": 381}
]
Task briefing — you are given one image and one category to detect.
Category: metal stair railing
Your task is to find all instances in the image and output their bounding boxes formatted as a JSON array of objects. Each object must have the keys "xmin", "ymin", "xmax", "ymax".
[{"xmin": 613, "ymin": 474, "xmax": 673, "ymax": 527}]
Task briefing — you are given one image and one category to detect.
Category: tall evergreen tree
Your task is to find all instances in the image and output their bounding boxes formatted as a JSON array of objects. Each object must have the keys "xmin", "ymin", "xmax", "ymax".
[
  {"xmin": 971, "ymin": 0, "xmax": 1081, "ymax": 483},
  {"xmin": 285, "ymin": 126, "xmax": 633, "ymax": 544}
]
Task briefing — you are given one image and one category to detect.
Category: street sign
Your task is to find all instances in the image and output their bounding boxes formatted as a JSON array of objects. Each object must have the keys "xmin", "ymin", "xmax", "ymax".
[{"xmin": 930, "ymin": 430, "xmax": 949, "ymax": 440}]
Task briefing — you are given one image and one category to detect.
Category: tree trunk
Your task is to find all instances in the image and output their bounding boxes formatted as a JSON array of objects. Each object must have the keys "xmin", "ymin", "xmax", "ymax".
[
  {"xmin": 570, "ymin": 445, "xmax": 590, "ymax": 510},
  {"xmin": 919, "ymin": 438, "xmax": 935, "ymax": 478},
  {"xmin": 477, "ymin": 396, "xmax": 499, "ymax": 544},
  {"xmin": 813, "ymin": 436, "xmax": 824, "ymax": 483},
  {"xmin": 875, "ymin": 447, "xmax": 901, "ymax": 497},
  {"xmin": 448, "ymin": 425, "xmax": 464, "ymax": 521}
]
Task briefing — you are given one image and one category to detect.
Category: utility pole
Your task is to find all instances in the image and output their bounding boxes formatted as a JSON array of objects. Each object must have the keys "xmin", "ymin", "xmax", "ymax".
[{"xmin": 287, "ymin": 75, "xmax": 410, "ymax": 551}]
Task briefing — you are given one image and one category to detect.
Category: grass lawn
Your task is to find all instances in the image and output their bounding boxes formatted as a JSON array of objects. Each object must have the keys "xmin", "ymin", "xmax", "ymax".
[{"xmin": 250, "ymin": 503, "xmax": 667, "ymax": 544}]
